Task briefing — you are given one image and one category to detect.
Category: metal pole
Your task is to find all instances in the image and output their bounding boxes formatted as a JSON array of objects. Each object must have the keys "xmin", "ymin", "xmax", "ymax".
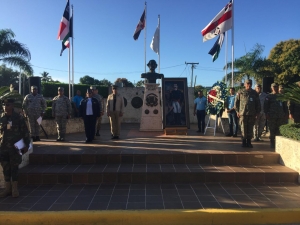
[
  {"xmin": 19, "ymin": 69, "xmax": 22, "ymax": 95},
  {"xmin": 231, "ymin": 0, "xmax": 234, "ymax": 87},
  {"xmin": 158, "ymin": 14, "xmax": 160, "ymax": 73},
  {"xmin": 71, "ymin": 4, "xmax": 74, "ymax": 99},
  {"xmin": 144, "ymin": 2, "xmax": 147, "ymax": 73},
  {"xmin": 225, "ymin": 31, "xmax": 228, "ymax": 85},
  {"xmin": 68, "ymin": 0, "xmax": 71, "ymax": 99}
]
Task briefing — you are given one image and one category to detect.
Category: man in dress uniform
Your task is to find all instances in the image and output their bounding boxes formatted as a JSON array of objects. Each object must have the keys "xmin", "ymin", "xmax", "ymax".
[
  {"xmin": 106, "ymin": 85, "xmax": 124, "ymax": 139},
  {"xmin": 90, "ymin": 86, "xmax": 104, "ymax": 136},
  {"xmin": 264, "ymin": 83, "xmax": 288, "ymax": 149},
  {"xmin": 79, "ymin": 89, "xmax": 101, "ymax": 143},
  {"xmin": 234, "ymin": 79, "xmax": 261, "ymax": 148},
  {"xmin": 52, "ymin": 87, "xmax": 72, "ymax": 141},
  {"xmin": 253, "ymin": 84, "xmax": 267, "ymax": 141},
  {"xmin": 22, "ymin": 86, "xmax": 46, "ymax": 142},
  {"xmin": 0, "ymin": 99, "xmax": 30, "ymax": 198}
]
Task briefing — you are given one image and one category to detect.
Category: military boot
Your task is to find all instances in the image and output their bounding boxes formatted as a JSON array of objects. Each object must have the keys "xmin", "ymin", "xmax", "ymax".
[
  {"xmin": 270, "ymin": 139, "xmax": 275, "ymax": 149},
  {"xmin": 12, "ymin": 181, "xmax": 19, "ymax": 198},
  {"xmin": 96, "ymin": 130, "xmax": 100, "ymax": 136},
  {"xmin": 242, "ymin": 139, "xmax": 247, "ymax": 147},
  {"xmin": 247, "ymin": 139, "xmax": 253, "ymax": 148},
  {"xmin": 35, "ymin": 136, "xmax": 41, "ymax": 141},
  {"xmin": 0, "ymin": 182, "xmax": 12, "ymax": 197}
]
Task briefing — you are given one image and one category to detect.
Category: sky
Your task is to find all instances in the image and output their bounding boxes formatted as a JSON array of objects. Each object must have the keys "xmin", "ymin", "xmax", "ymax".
[{"xmin": 1, "ymin": 0, "xmax": 300, "ymax": 88}]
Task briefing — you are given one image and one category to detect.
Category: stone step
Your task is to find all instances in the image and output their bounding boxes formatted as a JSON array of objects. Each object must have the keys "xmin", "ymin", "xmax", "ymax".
[
  {"xmin": 18, "ymin": 164, "xmax": 298, "ymax": 185},
  {"xmin": 29, "ymin": 153, "xmax": 280, "ymax": 165}
]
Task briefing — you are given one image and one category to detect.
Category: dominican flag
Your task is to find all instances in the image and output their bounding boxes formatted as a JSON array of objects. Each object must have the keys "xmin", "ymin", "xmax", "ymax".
[
  {"xmin": 208, "ymin": 32, "xmax": 225, "ymax": 62},
  {"xmin": 150, "ymin": 26, "xmax": 159, "ymax": 54},
  {"xmin": 133, "ymin": 9, "xmax": 146, "ymax": 40},
  {"xmin": 201, "ymin": 0, "xmax": 232, "ymax": 42},
  {"xmin": 58, "ymin": 0, "xmax": 72, "ymax": 56}
]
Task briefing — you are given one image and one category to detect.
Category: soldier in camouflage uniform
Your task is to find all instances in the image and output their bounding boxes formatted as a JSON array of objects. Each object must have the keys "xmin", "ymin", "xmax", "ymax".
[
  {"xmin": 52, "ymin": 87, "xmax": 72, "ymax": 141},
  {"xmin": 0, "ymin": 84, "xmax": 23, "ymax": 114},
  {"xmin": 264, "ymin": 83, "xmax": 288, "ymax": 149},
  {"xmin": 22, "ymin": 86, "xmax": 46, "ymax": 142},
  {"xmin": 253, "ymin": 84, "xmax": 267, "ymax": 141},
  {"xmin": 0, "ymin": 99, "xmax": 30, "ymax": 198},
  {"xmin": 90, "ymin": 86, "xmax": 103, "ymax": 136},
  {"xmin": 234, "ymin": 79, "xmax": 261, "ymax": 148}
]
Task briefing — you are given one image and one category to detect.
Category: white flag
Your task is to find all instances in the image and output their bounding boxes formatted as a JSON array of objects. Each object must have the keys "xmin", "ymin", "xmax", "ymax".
[{"xmin": 150, "ymin": 26, "xmax": 160, "ymax": 54}]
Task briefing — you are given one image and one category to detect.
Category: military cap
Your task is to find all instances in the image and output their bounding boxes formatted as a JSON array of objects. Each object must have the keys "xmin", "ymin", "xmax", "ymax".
[
  {"xmin": 112, "ymin": 84, "xmax": 118, "ymax": 89},
  {"xmin": 245, "ymin": 79, "xmax": 252, "ymax": 84},
  {"xmin": 90, "ymin": 85, "xmax": 97, "ymax": 90},
  {"xmin": 2, "ymin": 98, "xmax": 14, "ymax": 104},
  {"xmin": 271, "ymin": 83, "xmax": 278, "ymax": 87},
  {"xmin": 279, "ymin": 85, "xmax": 284, "ymax": 89},
  {"xmin": 31, "ymin": 85, "xmax": 38, "ymax": 90},
  {"xmin": 58, "ymin": 87, "xmax": 64, "ymax": 91},
  {"xmin": 87, "ymin": 89, "xmax": 93, "ymax": 94},
  {"xmin": 255, "ymin": 84, "xmax": 262, "ymax": 88}
]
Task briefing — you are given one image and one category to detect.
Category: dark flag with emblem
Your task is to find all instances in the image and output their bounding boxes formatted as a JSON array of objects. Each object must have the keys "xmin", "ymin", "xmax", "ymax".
[
  {"xmin": 133, "ymin": 9, "xmax": 146, "ymax": 40},
  {"xmin": 208, "ymin": 32, "xmax": 225, "ymax": 62}
]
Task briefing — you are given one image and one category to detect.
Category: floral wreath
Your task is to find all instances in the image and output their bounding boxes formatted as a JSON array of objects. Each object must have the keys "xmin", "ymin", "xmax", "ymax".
[{"xmin": 206, "ymin": 81, "xmax": 227, "ymax": 115}]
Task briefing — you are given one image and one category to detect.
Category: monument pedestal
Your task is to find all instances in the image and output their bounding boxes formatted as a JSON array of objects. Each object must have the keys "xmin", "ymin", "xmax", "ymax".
[{"xmin": 140, "ymin": 83, "xmax": 163, "ymax": 131}]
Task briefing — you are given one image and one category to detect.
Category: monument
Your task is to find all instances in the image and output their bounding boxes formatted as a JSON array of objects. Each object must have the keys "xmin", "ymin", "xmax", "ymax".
[{"xmin": 140, "ymin": 60, "xmax": 164, "ymax": 131}]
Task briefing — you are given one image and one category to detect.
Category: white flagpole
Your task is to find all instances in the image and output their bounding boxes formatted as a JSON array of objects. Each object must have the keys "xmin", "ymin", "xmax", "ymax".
[
  {"xmin": 144, "ymin": 2, "xmax": 147, "ymax": 73},
  {"xmin": 19, "ymin": 69, "xmax": 22, "ymax": 95},
  {"xmin": 231, "ymin": 0, "xmax": 234, "ymax": 87},
  {"xmin": 67, "ymin": 0, "xmax": 71, "ymax": 99},
  {"xmin": 225, "ymin": 31, "xmax": 228, "ymax": 85},
  {"xmin": 158, "ymin": 15, "xmax": 160, "ymax": 73},
  {"xmin": 71, "ymin": 4, "xmax": 74, "ymax": 99}
]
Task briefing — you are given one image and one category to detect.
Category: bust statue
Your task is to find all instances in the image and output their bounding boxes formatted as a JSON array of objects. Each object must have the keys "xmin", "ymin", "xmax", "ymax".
[{"xmin": 141, "ymin": 60, "xmax": 164, "ymax": 83}]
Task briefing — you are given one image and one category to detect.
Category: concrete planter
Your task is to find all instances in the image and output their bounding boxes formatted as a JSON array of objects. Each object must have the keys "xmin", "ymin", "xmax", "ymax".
[{"xmin": 276, "ymin": 136, "xmax": 300, "ymax": 183}]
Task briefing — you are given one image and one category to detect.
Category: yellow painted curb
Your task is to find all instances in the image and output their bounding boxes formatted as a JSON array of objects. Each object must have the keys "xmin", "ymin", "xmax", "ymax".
[{"xmin": 1, "ymin": 208, "xmax": 300, "ymax": 225}]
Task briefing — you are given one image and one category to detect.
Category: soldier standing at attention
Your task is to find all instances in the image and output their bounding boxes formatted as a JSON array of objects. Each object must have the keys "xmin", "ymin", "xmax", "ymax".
[
  {"xmin": 52, "ymin": 87, "xmax": 72, "ymax": 141},
  {"xmin": 264, "ymin": 83, "xmax": 288, "ymax": 149},
  {"xmin": 253, "ymin": 84, "xmax": 267, "ymax": 141},
  {"xmin": 234, "ymin": 79, "xmax": 261, "ymax": 148},
  {"xmin": 106, "ymin": 85, "xmax": 124, "ymax": 139},
  {"xmin": 22, "ymin": 86, "xmax": 46, "ymax": 142},
  {"xmin": 0, "ymin": 99, "xmax": 30, "ymax": 198},
  {"xmin": 90, "ymin": 86, "xmax": 104, "ymax": 136}
]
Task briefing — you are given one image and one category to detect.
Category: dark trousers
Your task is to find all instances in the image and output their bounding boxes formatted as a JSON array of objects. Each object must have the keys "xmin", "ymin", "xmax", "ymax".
[
  {"xmin": 84, "ymin": 115, "xmax": 97, "ymax": 141},
  {"xmin": 197, "ymin": 110, "xmax": 206, "ymax": 132},
  {"xmin": 227, "ymin": 110, "xmax": 238, "ymax": 135},
  {"xmin": 174, "ymin": 113, "xmax": 181, "ymax": 125}
]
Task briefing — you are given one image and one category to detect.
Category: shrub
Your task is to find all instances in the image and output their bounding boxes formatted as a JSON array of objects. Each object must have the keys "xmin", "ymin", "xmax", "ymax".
[
  {"xmin": 46, "ymin": 100, "xmax": 52, "ymax": 107},
  {"xmin": 43, "ymin": 107, "xmax": 53, "ymax": 120},
  {"xmin": 279, "ymin": 123, "xmax": 300, "ymax": 141}
]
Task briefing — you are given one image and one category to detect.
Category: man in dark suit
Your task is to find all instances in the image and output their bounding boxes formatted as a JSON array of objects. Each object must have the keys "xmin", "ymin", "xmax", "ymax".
[{"xmin": 79, "ymin": 89, "xmax": 101, "ymax": 143}]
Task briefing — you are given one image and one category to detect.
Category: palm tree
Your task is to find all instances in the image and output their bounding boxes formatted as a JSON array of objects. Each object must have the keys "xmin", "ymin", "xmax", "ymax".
[
  {"xmin": 40, "ymin": 71, "xmax": 52, "ymax": 82},
  {"xmin": 224, "ymin": 44, "xmax": 274, "ymax": 85},
  {"xmin": 0, "ymin": 29, "xmax": 33, "ymax": 75}
]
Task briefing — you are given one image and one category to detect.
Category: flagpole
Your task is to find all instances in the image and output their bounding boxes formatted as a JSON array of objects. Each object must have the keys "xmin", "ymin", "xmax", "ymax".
[
  {"xmin": 231, "ymin": 0, "xmax": 234, "ymax": 87},
  {"xmin": 68, "ymin": 0, "xmax": 71, "ymax": 99},
  {"xmin": 71, "ymin": 4, "xmax": 74, "ymax": 99},
  {"xmin": 225, "ymin": 31, "xmax": 228, "ymax": 85},
  {"xmin": 158, "ymin": 15, "xmax": 160, "ymax": 74},
  {"xmin": 144, "ymin": 2, "xmax": 147, "ymax": 73}
]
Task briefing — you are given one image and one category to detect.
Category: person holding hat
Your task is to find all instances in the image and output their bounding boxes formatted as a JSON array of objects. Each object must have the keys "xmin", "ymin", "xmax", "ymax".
[
  {"xmin": 22, "ymin": 85, "xmax": 46, "ymax": 142},
  {"xmin": 234, "ymin": 79, "xmax": 261, "ymax": 148},
  {"xmin": 253, "ymin": 84, "xmax": 267, "ymax": 141},
  {"xmin": 90, "ymin": 86, "xmax": 104, "ymax": 136},
  {"xmin": 264, "ymin": 83, "xmax": 288, "ymax": 149},
  {"xmin": 106, "ymin": 84, "xmax": 124, "ymax": 139},
  {"xmin": 79, "ymin": 89, "xmax": 101, "ymax": 143},
  {"xmin": 52, "ymin": 87, "xmax": 72, "ymax": 141},
  {"xmin": 0, "ymin": 99, "xmax": 31, "ymax": 198}
]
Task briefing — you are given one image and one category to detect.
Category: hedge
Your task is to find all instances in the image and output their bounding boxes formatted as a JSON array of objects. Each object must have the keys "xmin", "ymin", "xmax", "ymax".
[
  {"xmin": 279, "ymin": 123, "xmax": 300, "ymax": 141},
  {"xmin": 44, "ymin": 107, "xmax": 53, "ymax": 120},
  {"xmin": 41, "ymin": 83, "xmax": 109, "ymax": 98}
]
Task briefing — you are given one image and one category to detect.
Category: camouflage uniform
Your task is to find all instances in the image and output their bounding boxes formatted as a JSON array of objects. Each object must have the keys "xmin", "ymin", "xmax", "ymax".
[
  {"xmin": 264, "ymin": 91, "xmax": 288, "ymax": 148},
  {"xmin": 288, "ymin": 101, "xmax": 300, "ymax": 123},
  {"xmin": 92, "ymin": 93, "xmax": 103, "ymax": 134},
  {"xmin": 0, "ymin": 99, "xmax": 31, "ymax": 197},
  {"xmin": 234, "ymin": 85, "xmax": 261, "ymax": 147},
  {"xmin": 254, "ymin": 91, "xmax": 267, "ymax": 140},
  {"xmin": 52, "ymin": 91, "xmax": 72, "ymax": 141},
  {"xmin": 23, "ymin": 88, "xmax": 46, "ymax": 138}
]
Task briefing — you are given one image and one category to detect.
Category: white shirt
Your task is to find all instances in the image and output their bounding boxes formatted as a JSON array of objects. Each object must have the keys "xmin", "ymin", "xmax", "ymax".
[{"xmin": 86, "ymin": 98, "xmax": 93, "ymax": 115}]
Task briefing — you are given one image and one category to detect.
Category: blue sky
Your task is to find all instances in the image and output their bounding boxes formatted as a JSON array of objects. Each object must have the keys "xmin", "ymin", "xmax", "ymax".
[{"xmin": 1, "ymin": 0, "xmax": 299, "ymax": 87}]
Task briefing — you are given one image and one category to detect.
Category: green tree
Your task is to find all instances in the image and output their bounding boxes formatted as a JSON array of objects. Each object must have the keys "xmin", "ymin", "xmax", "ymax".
[
  {"xmin": 99, "ymin": 79, "xmax": 112, "ymax": 87},
  {"xmin": 0, "ymin": 64, "xmax": 19, "ymax": 87},
  {"xmin": 136, "ymin": 80, "xmax": 144, "ymax": 87},
  {"xmin": 79, "ymin": 75, "xmax": 95, "ymax": 85},
  {"xmin": 0, "ymin": 29, "xmax": 33, "ymax": 75},
  {"xmin": 40, "ymin": 71, "xmax": 52, "ymax": 82},
  {"xmin": 115, "ymin": 78, "xmax": 134, "ymax": 87},
  {"xmin": 224, "ymin": 44, "xmax": 274, "ymax": 85},
  {"xmin": 268, "ymin": 39, "xmax": 300, "ymax": 85}
]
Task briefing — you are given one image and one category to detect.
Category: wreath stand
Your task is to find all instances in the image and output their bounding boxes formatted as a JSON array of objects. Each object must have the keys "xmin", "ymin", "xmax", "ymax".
[{"xmin": 204, "ymin": 113, "xmax": 225, "ymax": 136}]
